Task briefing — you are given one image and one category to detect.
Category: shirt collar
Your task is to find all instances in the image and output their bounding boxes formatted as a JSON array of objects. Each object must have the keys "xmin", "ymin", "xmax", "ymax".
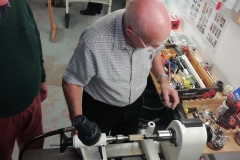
[{"xmin": 113, "ymin": 10, "xmax": 126, "ymax": 50}]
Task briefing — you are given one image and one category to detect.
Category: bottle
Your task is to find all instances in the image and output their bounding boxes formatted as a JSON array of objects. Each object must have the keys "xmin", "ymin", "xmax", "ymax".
[{"xmin": 180, "ymin": 39, "xmax": 187, "ymax": 50}]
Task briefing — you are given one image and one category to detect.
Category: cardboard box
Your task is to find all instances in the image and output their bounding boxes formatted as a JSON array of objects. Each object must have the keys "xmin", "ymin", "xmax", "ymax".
[{"xmin": 227, "ymin": 86, "xmax": 240, "ymax": 100}]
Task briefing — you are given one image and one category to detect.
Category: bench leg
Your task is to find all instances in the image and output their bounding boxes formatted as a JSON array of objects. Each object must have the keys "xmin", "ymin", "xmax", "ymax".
[
  {"xmin": 65, "ymin": 12, "xmax": 70, "ymax": 28},
  {"xmin": 108, "ymin": 0, "xmax": 112, "ymax": 14}
]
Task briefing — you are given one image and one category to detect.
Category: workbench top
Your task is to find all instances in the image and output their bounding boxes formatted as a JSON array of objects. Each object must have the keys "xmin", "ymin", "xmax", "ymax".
[{"xmin": 182, "ymin": 98, "xmax": 240, "ymax": 155}]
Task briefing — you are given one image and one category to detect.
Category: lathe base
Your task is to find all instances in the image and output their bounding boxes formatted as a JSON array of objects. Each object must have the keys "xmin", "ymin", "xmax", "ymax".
[{"xmin": 23, "ymin": 141, "xmax": 162, "ymax": 160}]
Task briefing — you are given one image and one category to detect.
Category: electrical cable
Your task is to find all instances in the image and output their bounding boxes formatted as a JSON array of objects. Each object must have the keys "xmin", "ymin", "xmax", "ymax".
[{"xmin": 18, "ymin": 127, "xmax": 74, "ymax": 160}]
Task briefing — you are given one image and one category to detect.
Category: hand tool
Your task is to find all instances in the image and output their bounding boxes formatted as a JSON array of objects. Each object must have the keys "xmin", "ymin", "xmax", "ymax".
[{"xmin": 183, "ymin": 107, "xmax": 198, "ymax": 114}]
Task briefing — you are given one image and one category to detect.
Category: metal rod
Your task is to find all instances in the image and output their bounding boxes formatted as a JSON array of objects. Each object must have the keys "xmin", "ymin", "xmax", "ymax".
[
  {"xmin": 158, "ymin": 131, "xmax": 172, "ymax": 141},
  {"xmin": 106, "ymin": 135, "xmax": 129, "ymax": 143},
  {"xmin": 64, "ymin": 126, "xmax": 75, "ymax": 132},
  {"xmin": 143, "ymin": 134, "xmax": 159, "ymax": 139}
]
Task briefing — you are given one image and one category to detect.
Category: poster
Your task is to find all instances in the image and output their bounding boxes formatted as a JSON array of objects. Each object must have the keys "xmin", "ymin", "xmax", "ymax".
[
  {"xmin": 181, "ymin": 0, "xmax": 192, "ymax": 18},
  {"xmin": 206, "ymin": 12, "xmax": 228, "ymax": 51},
  {"xmin": 174, "ymin": 0, "xmax": 192, "ymax": 19},
  {"xmin": 196, "ymin": 2, "xmax": 214, "ymax": 37},
  {"xmin": 189, "ymin": 0, "xmax": 205, "ymax": 24},
  {"xmin": 171, "ymin": 0, "xmax": 229, "ymax": 52}
]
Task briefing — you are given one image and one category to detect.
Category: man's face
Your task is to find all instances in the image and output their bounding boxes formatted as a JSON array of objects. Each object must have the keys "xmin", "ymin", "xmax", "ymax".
[
  {"xmin": 125, "ymin": 27, "xmax": 169, "ymax": 49},
  {"xmin": 133, "ymin": 34, "xmax": 164, "ymax": 49},
  {"xmin": 0, "ymin": 0, "xmax": 8, "ymax": 6}
]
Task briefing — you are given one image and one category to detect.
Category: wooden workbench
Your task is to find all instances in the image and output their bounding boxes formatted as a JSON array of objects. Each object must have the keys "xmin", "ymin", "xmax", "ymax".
[
  {"xmin": 151, "ymin": 70, "xmax": 240, "ymax": 154},
  {"xmin": 182, "ymin": 98, "xmax": 240, "ymax": 154},
  {"xmin": 150, "ymin": 62, "xmax": 240, "ymax": 155}
]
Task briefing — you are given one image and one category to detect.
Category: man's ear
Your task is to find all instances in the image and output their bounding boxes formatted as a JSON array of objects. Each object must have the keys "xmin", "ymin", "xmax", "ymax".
[{"xmin": 125, "ymin": 28, "xmax": 134, "ymax": 37}]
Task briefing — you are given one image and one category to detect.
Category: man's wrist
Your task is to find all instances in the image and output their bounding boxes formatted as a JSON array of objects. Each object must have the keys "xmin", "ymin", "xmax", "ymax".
[{"xmin": 156, "ymin": 74, "xmax": 169, "ymax": 83}]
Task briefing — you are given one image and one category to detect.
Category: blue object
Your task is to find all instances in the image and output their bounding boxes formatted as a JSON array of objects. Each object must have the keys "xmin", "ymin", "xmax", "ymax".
[{"xmin": 165, "ymin": 60, "xmax": 178, "ymax": 69}]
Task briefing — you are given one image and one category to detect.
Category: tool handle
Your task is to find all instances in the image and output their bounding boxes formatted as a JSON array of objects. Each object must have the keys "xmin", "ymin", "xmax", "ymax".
[
  {"xmin": 47, "ymin": 0, "xmax": 54, "ymax": 32},
  {"xmin": 184, "ymin": 107, "xmax": 197, "ymax": 114}
]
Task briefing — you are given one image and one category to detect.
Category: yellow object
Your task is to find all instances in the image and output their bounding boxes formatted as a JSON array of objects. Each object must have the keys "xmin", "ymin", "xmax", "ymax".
[
  {"xmin": 173, "ymin": 74, "xmax": 184, "ymax": 83},
  {"xmin": 183, "ymin": 107, "xmax": 197, "ymax": 114},
  {"xmin": 184, "ymin": 108, "xmax": 188, "ymax": 114},
  {"xmin": 184, "ymin": 79, "xmax": 191, "ymax": 89}
]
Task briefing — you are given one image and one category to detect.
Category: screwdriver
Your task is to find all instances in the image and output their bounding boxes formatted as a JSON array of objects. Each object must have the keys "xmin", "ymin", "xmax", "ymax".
[{"xmin": 184, "ymin": 107, "xmax": 198, "ymax": 114}]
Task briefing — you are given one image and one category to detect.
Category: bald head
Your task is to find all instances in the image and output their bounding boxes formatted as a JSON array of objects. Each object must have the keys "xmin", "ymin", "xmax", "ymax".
[{"xmin": 124, "ymin": 0, "xmax": 171, "ymax": 47}]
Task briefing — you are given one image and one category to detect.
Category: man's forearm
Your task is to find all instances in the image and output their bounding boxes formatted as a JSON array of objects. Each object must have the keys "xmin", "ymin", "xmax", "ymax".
[
  {"xmin": 151, "ymin": 53, "xmax": 169, "ymax": 84},
  {"xmin": 62, "ymin": 79, "xmax": 82, "ymax": 121}
]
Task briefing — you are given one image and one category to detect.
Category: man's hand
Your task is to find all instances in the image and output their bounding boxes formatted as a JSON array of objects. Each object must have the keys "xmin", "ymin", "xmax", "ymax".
[
  {"xmin": 71, "ymin": 130, "xmax": 78, "ymax": 137},
  {"xmin": 40, "ymin": 83, "xmax": 48, "ymax": 102},
  {"xmin": 160, "ymin": 80, "xmax": 179, "ymax": 110}
]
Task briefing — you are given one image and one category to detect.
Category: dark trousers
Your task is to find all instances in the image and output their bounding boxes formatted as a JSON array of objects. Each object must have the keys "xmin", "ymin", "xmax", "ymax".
[
  {"xmin": 82, "ymin": 91, "xmax": 143, "ymax": 136},
  {"xmin": 86, "ymin": 2, "xmax": 103, "ymax": 12}
]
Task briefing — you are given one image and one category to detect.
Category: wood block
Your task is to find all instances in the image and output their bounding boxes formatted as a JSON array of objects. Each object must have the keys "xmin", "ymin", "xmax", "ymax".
[{"xmin": 129, "ymin": 134, "xmax": 143, "ymax": 141}]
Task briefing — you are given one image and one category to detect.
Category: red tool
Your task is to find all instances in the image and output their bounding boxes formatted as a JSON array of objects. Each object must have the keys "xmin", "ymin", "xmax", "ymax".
[{"xmin": 216, "ymin": 97, "xmax": 240, "ymax": 130}]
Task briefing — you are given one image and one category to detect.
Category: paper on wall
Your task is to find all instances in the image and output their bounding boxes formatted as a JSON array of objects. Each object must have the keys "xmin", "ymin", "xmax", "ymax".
[
  {"xmin": 189, "ymin": 0, "xmax": 205, "ymax": 24},
  {"xmin": 196, "ymin": 1, "xmax": 214, "ymax": 38},
  {"xmin": 205, "ymin": 11, "xmax": 228, "ymax": 51}
]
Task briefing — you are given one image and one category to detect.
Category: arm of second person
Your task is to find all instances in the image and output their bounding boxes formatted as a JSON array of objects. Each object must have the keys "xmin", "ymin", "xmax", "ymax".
[{"xmin": 62, "ymin": 79, "xmax": 83, "ymax": 121}]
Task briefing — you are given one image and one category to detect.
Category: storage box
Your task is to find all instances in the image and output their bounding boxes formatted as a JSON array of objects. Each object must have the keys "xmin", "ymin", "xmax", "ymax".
[
  {"xmin": 149, "ymin": 49, "xmax": 219, "ymax": 100},
  {"xmin": 176, "ymin": 49, "xmax": 219, "ymax": 100},
  {"xmin": 161, "ymin": 48, "xmax": 176, "ymax": 60}
]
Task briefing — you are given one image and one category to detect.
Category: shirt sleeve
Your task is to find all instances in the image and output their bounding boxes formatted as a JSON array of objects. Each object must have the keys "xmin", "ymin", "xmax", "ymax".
[
  {"xmin": 153, "ymin": 43, "xmax": 165, "ymax": 57},
  {"xmin": 63, "ymin": 39, "xmax": 97, "ymax": 86}
]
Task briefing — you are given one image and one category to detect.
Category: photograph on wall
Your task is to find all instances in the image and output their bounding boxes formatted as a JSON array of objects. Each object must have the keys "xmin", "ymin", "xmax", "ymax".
[
  {"xmin": 196, "ymin": 1, "xmax": 214, "ymax": 37},
  {"xmin": 189, "ymin": 0, "xmax": 204, "ymax": 24},
  {"xmin": 205, "ymin": 11, "xmax": 228, "ymax": 51}
]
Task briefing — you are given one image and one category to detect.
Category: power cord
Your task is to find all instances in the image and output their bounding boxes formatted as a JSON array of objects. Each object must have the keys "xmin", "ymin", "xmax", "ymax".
[{"xmin": 18, "ymin": 127, "xmax": 74, "ymax": 160}]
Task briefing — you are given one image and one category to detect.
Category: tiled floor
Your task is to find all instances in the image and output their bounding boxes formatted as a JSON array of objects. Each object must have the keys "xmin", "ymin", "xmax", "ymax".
[{"xmin": 11, "ymin": 0, "xmax": 240, "ymax": 160}]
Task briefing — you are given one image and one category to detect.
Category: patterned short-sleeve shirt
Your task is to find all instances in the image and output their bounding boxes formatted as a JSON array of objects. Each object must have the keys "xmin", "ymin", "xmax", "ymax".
[{"xmin": 63, "ymin": 9, "xmax": 164, "ymax": 107}]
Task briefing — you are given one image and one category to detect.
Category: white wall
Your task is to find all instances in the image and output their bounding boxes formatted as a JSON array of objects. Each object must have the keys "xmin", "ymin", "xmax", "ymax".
[{"xmin": 163, "ymin": 0, "xmax": 240, "ymax": 89}]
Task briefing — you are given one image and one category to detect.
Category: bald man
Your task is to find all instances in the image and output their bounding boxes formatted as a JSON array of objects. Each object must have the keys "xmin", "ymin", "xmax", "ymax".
[{"xmin": 62, "ymin": 0, "xmax": 179, "ymax": 153}]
